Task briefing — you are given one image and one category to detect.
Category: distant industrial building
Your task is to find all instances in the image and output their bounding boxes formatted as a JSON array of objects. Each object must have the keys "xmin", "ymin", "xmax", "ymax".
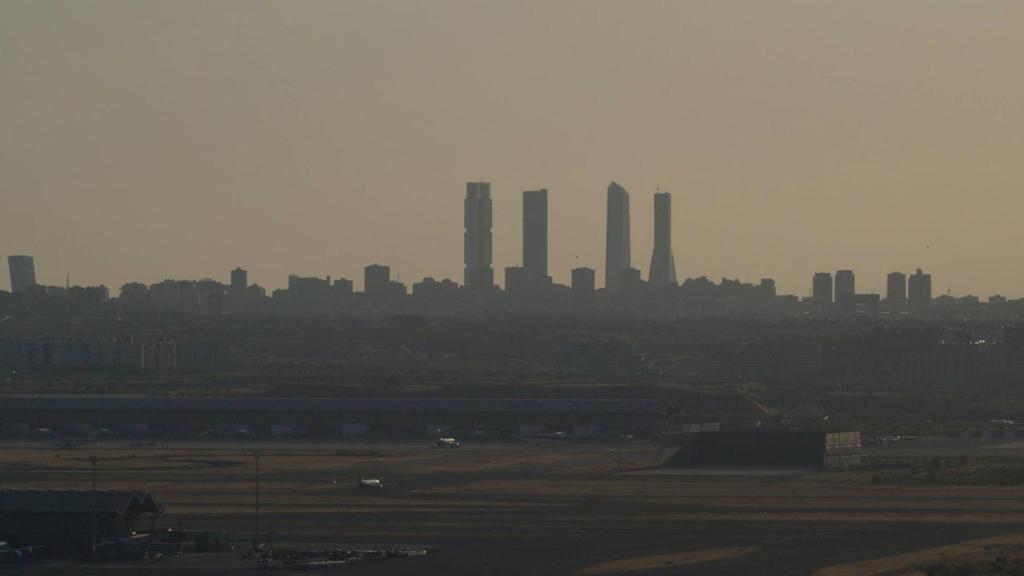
[
  {"xmin": 0, "ymin": 490, "xmax": 162, "ymax": 553},
  {"xmin": 886, "ymin": 272, "xmax": 907, "ymax": 306},
  {"xmin": 812, "ymin": 272, "xmax": 833, "ymax": 311},
  {"xmin": 664, "ymin": 430, "xmax": 861, "ymax": 470},
  {"xmin": 7, "ymin": 255, "xmax": 36, "ymax": 293},
  {"xmin": 464, "ymin": 182, "xmax": 494, "ymax": 290},
  {"xmin": 908, "ymin": 268, "xmax": 932, "ymax": 307},
  {"xmin": 571, "ymin": 267, "xmax": 595, "ymax": 296},
  {"xmin": 648, "ymin": 191, "xmax": 677, "ymax": 287},
  {"xmin": 604, "ymin": 182, "xmax": 631, "ymax": 292},
  {"xmin": 522, "ymin": 189, "xmax": 548, "ymax": 282}
]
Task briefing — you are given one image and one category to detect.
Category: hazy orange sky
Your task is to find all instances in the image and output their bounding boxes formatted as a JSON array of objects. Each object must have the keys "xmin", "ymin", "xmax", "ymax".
[{"xmin": 2, "ymin": 1, "xmax": 1023, "ymax": 297}]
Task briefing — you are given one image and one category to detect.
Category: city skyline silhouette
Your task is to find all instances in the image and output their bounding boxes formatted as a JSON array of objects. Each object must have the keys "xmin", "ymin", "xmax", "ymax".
[{"xmin": 2, "ymin": 2, "xmax": 1022, "ymax": 296}]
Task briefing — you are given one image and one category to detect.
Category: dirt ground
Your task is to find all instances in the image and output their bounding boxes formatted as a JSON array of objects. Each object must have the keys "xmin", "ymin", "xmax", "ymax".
[{"xmin": 2, "ymin": 438, "xmax": 1024, "ymax": 575}]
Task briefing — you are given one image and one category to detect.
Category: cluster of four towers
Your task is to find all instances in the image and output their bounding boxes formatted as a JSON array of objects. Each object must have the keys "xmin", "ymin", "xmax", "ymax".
[{"xmin": 464, "ymin": 181, "xmax": 677, "ymax": 293}]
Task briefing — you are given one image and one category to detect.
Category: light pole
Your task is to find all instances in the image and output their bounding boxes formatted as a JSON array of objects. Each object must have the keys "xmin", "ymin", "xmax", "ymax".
[
  {"xmin": 89, "ymin": 455, "xmax": 97, "ymax": 551},
  {"xmin": 253, "ymin": 451, "xmax": 261, "ymax": 549}
]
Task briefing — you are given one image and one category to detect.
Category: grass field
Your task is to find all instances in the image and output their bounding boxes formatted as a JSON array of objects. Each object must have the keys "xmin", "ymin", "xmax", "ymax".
[{"xmin": 2, "ymin": 438, "xmax": 1024, "ymax": 575}]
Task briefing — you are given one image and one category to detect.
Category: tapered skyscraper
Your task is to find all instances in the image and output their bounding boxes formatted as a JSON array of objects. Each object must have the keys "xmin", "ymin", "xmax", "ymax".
[
  {"xmin": 648, "ymin": 191, "xmax": 677, "ymax": 287},
  {"xmin": 464, "ymin": 182, "xmax": 493, "ymax": 290},
  {"xmin": 522, "ymin": 189, "xmax": 548, "ymax": 281},
  {"xmin": 605, "ymin": 182, "xmax": 631, "ymax": 292}
]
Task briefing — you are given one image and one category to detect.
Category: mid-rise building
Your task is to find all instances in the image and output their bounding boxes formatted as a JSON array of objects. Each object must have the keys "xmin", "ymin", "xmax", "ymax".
[
  {"xmin": 812, "ymin": 272, "xmax": 833, "ymax": 311},
  {"xmin": 618, "ymin": 267, "xmax": 643, "ymax": 296},
  {"xmin": 605, "ymin": 182, "xmax": 631, "ymax": 292},
  {"xmin": 364, "ymin": 264, "xmax": 391, "ymax": 295},
  {"xmin": 835, "ymin": 269, "xmax": 855, "ymax": 309},
  {"xmin": 8, "ymin": 255, "xmax": 36, "ymax": 294},
  {"xmin": 412, "ymin": 277, "xmax": 459, "ymax": 298},
  {"xmin": 504, "ymin": 266, "xmax": 527, "ymax": 294},
  {"xmin": 648, "ymin": 191, "xmax": 677, "ymax": 287},
  {"xmin": 464, "ymin": 182, "xmax": 493, "ymax": 290},
  {"xmin": 363, "ymin": 265, "xmax": 406, "ymax": 299},
  {"xmin": 288, "ymin": 274, "xmax": 331, "ymax": 306},
  {"xmin": 886, "ymin": 272, "xmax": 907, "ymax": 306},
  {"xmin": 333, "ymin": 278, "xmax": 354, "ymax": 296},
  {"xmin": 571, "ymin": 267, "xmax": 596, "ymax": 296},
  {"xmin": 230, "ymin": 267, "xmax": 247, "ymax": 295},
  {"xmin": 908, "ymin": 268, "xmax": 932, "ymax": 307}
]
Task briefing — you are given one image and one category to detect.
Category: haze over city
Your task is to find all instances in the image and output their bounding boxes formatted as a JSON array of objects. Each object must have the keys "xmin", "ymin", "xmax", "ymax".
[
  {"xmin": 3, "ymin": 1, "xmax": 1024, "ymax": 296},
  {"xmin": 9, "ymin": 3, "xmax": 1024, "ymax": 574}
]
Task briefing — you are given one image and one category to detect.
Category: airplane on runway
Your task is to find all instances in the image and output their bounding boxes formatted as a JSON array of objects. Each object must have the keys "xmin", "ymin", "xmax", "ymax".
[{"xmin": 332, "ymin": 469, "xmax": 384, "ymax": 492}]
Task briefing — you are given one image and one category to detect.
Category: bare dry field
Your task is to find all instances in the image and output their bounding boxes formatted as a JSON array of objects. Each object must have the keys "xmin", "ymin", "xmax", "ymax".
[{"xmin": 1, "ymin": 438, "xmax": 1023, "ymax": 575}]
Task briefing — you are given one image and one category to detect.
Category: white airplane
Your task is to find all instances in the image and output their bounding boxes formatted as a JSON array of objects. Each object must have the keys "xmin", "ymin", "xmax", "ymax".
[
  {"xmin": 431, "ymin": 437, "xmax": 461, "ymax": 448},
  {"xmin": 332, "ymin": 470, "xmax": 384, "ymax": 492}
]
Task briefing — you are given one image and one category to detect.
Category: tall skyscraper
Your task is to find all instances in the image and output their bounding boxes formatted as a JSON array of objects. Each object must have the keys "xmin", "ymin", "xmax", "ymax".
[
  {"xmin": 604, "ymin": 182, "xmax": 631, "ymax": 292},
  {"xmin": 7, "ymin": 255, "xmax": 36, "ymax": 294},
  {"xmin": 464, "ymin": 182, "xmax": 493, "ymax": 290},
  {"xmin": 522, "ymin": 189, "xmax": 548, "ymax": 281},
  {"xmin": 908, "ymin": 268, "xmax": 932, "ymax": 307},
  {"xmin": 886, "ymin": 272, "xmax": 907, "ymax": 305},
  {"xmin": 230, "ymin": 267, "xmax": 248, "ymax": 295},
  {"xmin": 812, "ymin": 272, "xmax": 833, "ymax": 311},
  {"xmin": 648, "ymin": 191, "xmax": 677, "ymax": 287},
  {"xmin": 835, "ymin": 269, "xmax": 855, "ymax": 309}
]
